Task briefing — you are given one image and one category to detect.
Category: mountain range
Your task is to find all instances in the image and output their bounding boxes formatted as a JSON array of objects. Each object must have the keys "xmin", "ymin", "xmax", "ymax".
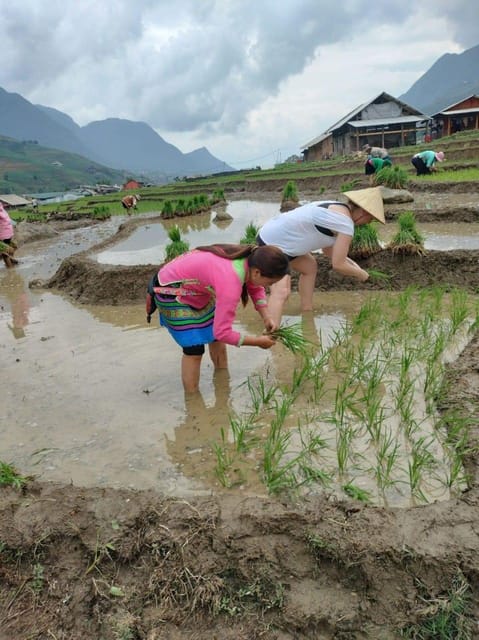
[
  {"xmin": 399, "ymin": 43, "xmax": 479, "ymax": 114},
  {"xmin": 0, "ymin": 87, "xmax": 234, "ymax": 182},
  {"xmin": 0, "ymin": 42, "xmax": 478, "ymax": 192}
]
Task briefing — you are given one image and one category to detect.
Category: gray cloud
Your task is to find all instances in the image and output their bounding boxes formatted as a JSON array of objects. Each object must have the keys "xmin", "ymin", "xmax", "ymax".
[{"xmin": 0, "ymin": 0, "xmax": 476, "ymax": 147}]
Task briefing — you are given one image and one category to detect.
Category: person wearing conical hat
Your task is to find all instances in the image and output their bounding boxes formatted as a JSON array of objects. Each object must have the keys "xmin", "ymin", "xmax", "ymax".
[{"xmin": 256, "ymin": 187, "xmax": 385, "ymax": 324}]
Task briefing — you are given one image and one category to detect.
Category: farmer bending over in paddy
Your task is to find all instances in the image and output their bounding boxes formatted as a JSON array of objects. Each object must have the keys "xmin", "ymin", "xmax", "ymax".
[
  {"xmin": 411, "ymin": 150, "xmax": 445, "ymax": 175},
  {"xmin": 148, "ymin": 243, "xmax": 290, "ymax": 393},
  {"xmin": 256, "ymin": 186, "xmax": 385, "ymax": 324},
  {"xmin": 121, "ymin": 194, "xmax": 141, "ymax": 214}
]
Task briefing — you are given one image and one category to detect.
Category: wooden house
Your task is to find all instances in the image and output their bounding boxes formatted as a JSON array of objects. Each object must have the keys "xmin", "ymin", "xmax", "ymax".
[
  {"xmin": 301, "ymin": 92, "xmax": 429, "ymax": 161},
  {"xmin": 431, "ymin": 95, "xmax": 479, "ymax": 138},
  {"xmin": 0, "ymin": 194, "xmax": 32, "ymax": 208}
]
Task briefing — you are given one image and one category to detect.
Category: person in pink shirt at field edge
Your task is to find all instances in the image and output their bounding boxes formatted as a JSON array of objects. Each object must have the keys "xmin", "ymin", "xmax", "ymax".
[
  {"xmin": 149, "ymin": 243, "xmax": 290, "ymax": 393},
  {"xmin": 0, "ymin": 202, "xmax": 18, "ymax": 268}
]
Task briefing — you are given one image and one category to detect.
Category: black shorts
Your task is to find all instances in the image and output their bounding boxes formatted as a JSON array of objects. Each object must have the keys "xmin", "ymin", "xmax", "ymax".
[{"xmin": 183, "ymin": 344, "xmax": 205, "ymax": 356}]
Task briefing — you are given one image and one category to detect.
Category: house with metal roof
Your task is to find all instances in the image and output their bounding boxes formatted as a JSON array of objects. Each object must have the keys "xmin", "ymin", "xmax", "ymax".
[
  {"xmin": 0, "ymin": 194, "xmax": 32, "ymax": 208},
  {"xmin": 431, "ymin": 95, "xmax": 479, "ymax": 138},
  {"xmin": 301, "ymin": 92, "xmax": 430, "ymax": 162}
]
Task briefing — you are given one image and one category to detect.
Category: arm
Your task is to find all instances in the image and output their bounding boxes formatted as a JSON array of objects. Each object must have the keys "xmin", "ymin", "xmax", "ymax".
[
  {"xmin": 246, "ymin": 282, "xmax": 277, "ymax": 332},
  {"xmin": 324, "ymin": 235, "xmax": 369, "ymax": 281}
]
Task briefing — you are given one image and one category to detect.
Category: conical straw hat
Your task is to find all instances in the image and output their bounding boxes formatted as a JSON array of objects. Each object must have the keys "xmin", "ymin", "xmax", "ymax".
[{"xmin": 343, "ymin": 187, "xmax": 385, "ymax": 224}]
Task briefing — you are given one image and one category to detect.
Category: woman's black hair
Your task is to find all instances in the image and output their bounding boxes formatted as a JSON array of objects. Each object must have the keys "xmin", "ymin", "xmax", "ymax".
[{"xmin": 196, "ymin": 243, "xmax": 289, "ymax": 306}]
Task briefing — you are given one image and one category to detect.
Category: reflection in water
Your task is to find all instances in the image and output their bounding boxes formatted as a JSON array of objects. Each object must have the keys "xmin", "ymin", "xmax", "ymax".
[
  {"xmin": 1, "ymin": 270, "xmax": 30, "ymax": 339},
  {"xmin": 96, "ymin": 200, "xmax": 281, "ymax": 265},
  {"xmin": 166, "ymin": 370, "xmax": 232, "ymax": 486}
]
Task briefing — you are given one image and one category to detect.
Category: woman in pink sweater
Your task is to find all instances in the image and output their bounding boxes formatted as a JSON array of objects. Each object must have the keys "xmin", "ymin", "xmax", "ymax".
[
  {"xmin": 0, "ymin": 202, "xmax": 18, "ymax": 268},
  {"xmin": 152, "ymin": 243, "xmax": 290, "ymax": 393}
]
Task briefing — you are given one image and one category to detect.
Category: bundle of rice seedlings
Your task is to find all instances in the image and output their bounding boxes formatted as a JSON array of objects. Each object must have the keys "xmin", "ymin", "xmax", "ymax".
[
  {"xmin": 387, "ymin": 211, "xmax": 425, "ymax": 255},
  {"xmin": 269, "ymin": 322, "xmax": 311, "ymax": 355},
  {"xmin": 373, "ymin": 165, "xmax": 409, "ymax": 189},
  {"xmin": 165, "ymin": 225, "xmax": 189, "ymax": 262},
  {"xmin": 280, "ymin": 180, "xmax": 300, "ymax": 212},
  {"xmin": 240, "ymin": 221, "xmax": 260, "ymax": 244},
  {"xmin": 161, "ymin": 200, "xmax": 175, "ymax": 219},
  {"xmin": 349, "ymin": 223, "xmax": 382, "ymax": 259}
]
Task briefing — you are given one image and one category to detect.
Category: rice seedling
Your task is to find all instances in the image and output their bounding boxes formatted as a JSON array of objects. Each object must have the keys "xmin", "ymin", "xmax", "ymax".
[
  {"xmin": 164, "ymin": 225, "xmax": 189, "ymax": 261},
  {"xmin": 349, "ymin": 223, "xmax": 382, "ymax": 259},
  {"xmin": 213, "ymin": 428, "xmax": 235, "ymax": 488},
  {"xmin": 387, "ymin": 211, "xmax": 425, "ymax": 255},
  {"xmin": 229, "ymin": 413, "xmax": 259, "ymax": 453},
  {"xmin": 375, "ymin": 428, "xmax": 400, "ymax": 490},
  {"xmin": 244, "ymin": 374, "xmax": 278, "ymax": 415},
  {"xmin": 340, "ymin": 178, "xmax": 361, "ymax": 192},
  {"xmin": 269, "ymin": 323, "xmax": 312, "ymax": 355},
  {"xmin": 240, "ymin": 221, "xmax": 260, "ymax": 244},
  {"xmin": 366, "ymin": 268, "xmax": 392, "ymax": 283},
  {"xmin": 342, "ymin": 482, "xmax": 371, "ymax": 503},
  {"xmin": 210, "ymin": 188, "xmax": 226, "ymax": 203},
  {"xmin": 449, "ymin": 288, "xmax": 469, "ymax": 333}
]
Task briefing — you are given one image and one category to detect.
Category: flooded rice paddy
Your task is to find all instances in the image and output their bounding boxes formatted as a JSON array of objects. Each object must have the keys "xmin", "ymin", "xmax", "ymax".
[{"xmin": 1, "ymin": 201, "xmax": 477, "ymax": 507}]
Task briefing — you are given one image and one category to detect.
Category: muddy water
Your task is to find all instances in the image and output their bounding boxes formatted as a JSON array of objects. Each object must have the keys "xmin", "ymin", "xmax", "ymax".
[
  {"xmin": 0, "ymin": 202, "xmax": 473, "ymax": 503},
  {"xmin": 95, "ymin": 201, "xmax": 479, "ymax": 265}
]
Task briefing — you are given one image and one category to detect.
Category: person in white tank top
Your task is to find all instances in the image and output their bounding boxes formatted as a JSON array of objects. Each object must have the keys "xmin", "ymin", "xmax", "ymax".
[{"xmin": 256, "ymin": 187, "xmax": 385, "ymax": 324}]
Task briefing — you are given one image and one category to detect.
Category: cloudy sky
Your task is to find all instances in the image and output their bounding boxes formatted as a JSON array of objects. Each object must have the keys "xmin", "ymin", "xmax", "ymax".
[{"xmin": 1, "ymin": 1, "xmax": 478, "ymax": 168}]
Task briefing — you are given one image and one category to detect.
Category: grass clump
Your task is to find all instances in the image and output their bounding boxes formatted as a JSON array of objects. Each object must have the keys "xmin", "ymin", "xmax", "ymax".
[
  {"xmin": 164, "ymin": 225, "xmax": 189, "ymax": 262},
  {"xmin": 0, "ymin": 461, "xmax": 29, "ymax": 489},
  {"xmin": 400, "ymin": 573, "xmax": 474, "ymax": 639},
  {"xmin": 388, "ymin": 211, "xmax": 425, "ymax": 255}
]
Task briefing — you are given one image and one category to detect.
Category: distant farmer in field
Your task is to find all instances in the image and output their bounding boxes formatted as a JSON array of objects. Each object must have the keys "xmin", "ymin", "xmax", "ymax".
[
  {"xmin": 364, "ymin": 156, "xmax": 392, "ymax": 184},
  {"xmin": 256, "ymin": 187, "xmax": 385, "ymax": 325},
  {"xmin": 0, "ymin": 202, "xmax": 18, "ymax": 268},
  {"xmin": 411, "ymin": 150, "xmax": 445, "ymax": 176},
  {"xmin": 121, "ymin": 194, "xmax": 141, "ymax": 214},
  {"xmin": 363, "ymin": 144, "xmax": 391, "ymax": 162}
]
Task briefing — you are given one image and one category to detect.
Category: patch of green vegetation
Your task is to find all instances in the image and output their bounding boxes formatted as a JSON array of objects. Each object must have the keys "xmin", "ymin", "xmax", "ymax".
[
  {"xmin": 415, "ymin": 167, "xmax": 479, "ymax": 182},
  {"xmin": 0, "ymin": 135, "xmax": 128, "ymax": 193},
  {"xmin": 400, "ymin": 573, "xmax": 474, "ymax": 639},
  {"xmin": 0, "ymin": 461, "xmax": 29, "ymax": 488}
]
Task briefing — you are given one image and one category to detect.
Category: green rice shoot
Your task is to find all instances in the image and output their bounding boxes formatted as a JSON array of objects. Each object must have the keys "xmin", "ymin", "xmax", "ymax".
[{"xmin": 269, "ymin": 323, "xmax": 311, "ymax": 355}]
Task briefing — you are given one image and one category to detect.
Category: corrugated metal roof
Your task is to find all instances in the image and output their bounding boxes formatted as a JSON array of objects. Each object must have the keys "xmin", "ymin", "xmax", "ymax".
[
  {"xmin": 301, "ymin": 91, "xmax": 428, "ymax": 150},
  {"xmin": 435, "ymin": 94, "xmax": 479, "ymax": 113},
  {"xmin": 439, "ymin": 107, "xmax": 479, "ymax": 115},
  {"xmin": 300, "ymin": 131, "xmax": 332, "ymax": 150},
  {"xmin": 348, "ymin": 115, "xmax": 429, "ymax": 128},
  {"xmin": 0, "ymin": 194, "xmax": 32, "ymax": 206}
]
